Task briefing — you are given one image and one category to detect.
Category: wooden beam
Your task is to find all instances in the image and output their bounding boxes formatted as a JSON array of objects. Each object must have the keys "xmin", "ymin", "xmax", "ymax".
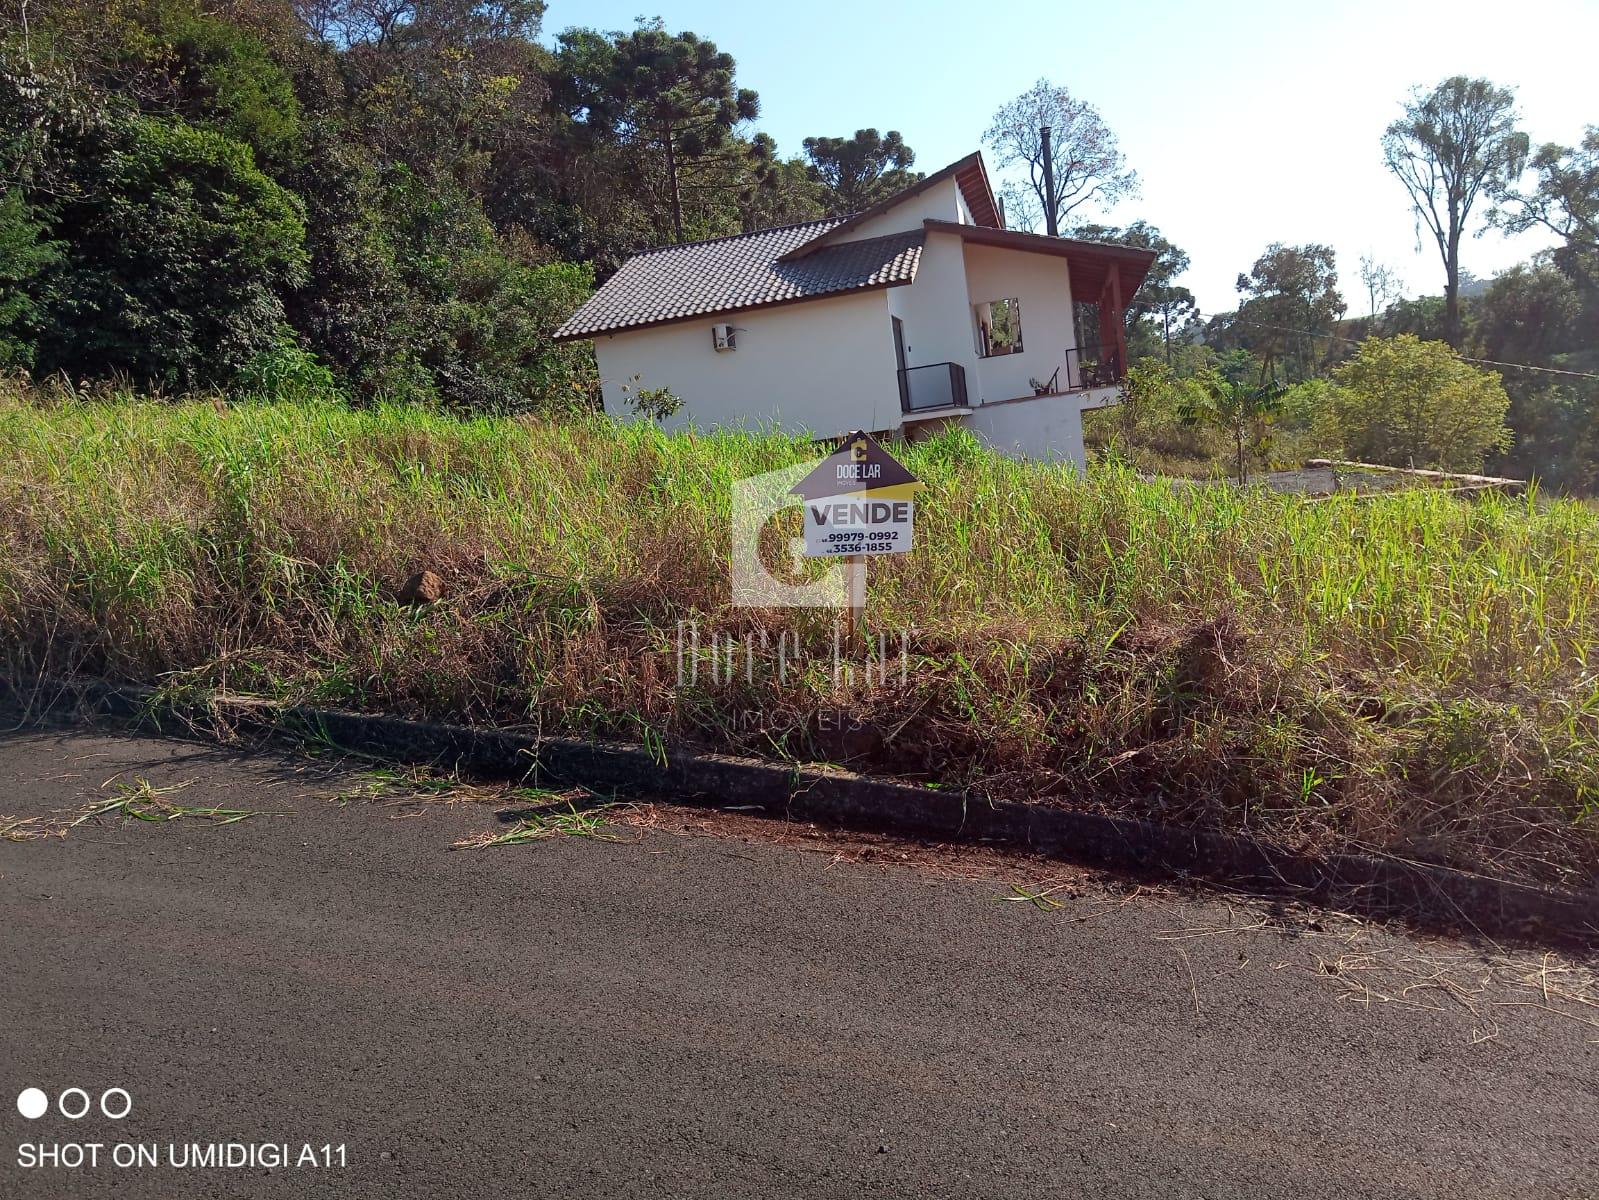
[
  {"xmin": 1096, "ymin": 286, "xmax": 1115, "ymax": 362},
  {"xmin": 1108, "ymin": 267, "xmax": 1127, "ymax": 378}
]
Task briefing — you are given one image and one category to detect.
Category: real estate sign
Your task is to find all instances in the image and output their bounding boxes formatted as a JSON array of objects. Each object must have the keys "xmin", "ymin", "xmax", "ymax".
[{"xmin": 791, "ymin": 431, "xmax": 922, "ymax": 557}]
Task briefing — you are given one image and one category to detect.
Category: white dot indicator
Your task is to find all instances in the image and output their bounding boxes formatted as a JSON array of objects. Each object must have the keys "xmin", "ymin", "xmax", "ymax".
[
  {"xmin": 17, "ymin": 1088, "xmax": 47, "ymax": 1119},
  {"xmin": 59, "ymin": 1088, "xmax": 90, "ymax": 1119},
  {"xmin": 101, "ymin": 1088, "xmax": 132, "ymax": 1119}
]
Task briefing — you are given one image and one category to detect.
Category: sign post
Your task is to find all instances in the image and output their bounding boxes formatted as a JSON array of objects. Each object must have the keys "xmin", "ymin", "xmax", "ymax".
[
  {"xmin": 790, "ymin": 431, "xmax": 922, "ymax": 653},
  {"xmin": 845, "ymin": 553, "xmax": 866, "ymax": 651}
]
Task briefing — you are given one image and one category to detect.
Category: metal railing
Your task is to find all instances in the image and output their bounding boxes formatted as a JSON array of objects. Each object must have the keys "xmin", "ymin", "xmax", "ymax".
[
  {"xmin": 1085, "ymin": 348, "xmax": 1122, "ymax": 389},
  {"xmin": 898, "ymin": 362, "xmax": 969, "ymax": 412},
  {"xmin": 1033, "ymin": 347, "xmax": 1123, "ymax": 396}
]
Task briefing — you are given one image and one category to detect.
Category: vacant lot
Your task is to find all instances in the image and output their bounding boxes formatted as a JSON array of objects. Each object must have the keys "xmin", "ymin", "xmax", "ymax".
[{"xmin": 2, "ymin": 386, "xmax": 1596, "ymax": 886}]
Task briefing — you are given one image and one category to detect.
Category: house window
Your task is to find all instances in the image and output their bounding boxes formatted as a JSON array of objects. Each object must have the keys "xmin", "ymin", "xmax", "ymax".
[{"xmin": 973, "ymin": 298, "xmax": 1023, "ymax": 357}]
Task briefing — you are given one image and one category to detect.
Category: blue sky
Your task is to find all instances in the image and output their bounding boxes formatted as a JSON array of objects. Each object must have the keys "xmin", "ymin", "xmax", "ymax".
[{"xmin": 543, "ymin": 0, "xmax": 1597, "ymax": 317}]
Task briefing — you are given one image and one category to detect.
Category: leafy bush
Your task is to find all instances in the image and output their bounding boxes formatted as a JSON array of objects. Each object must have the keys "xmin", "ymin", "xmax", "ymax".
[
  {"xmin": 1277, "ymin": 378, "xmax": 1343, "ymax": 432},
  {"xmin": 1329, "ymin": 334, "xmax": 1512, "ymax": 471},
  {"xmin": 143, "ymin": 0, "xmax": 306, "ymax": 171},
  {"xmin": 0, "ymin": 190, "xmax": 62, "ymax": 371},
  {"xmin": 618, "ymin": 375, "xmax": 683, "ymax": 420},
  {"xmin": 234, "ymin": 335, "xmax": 341, "ymax": 402},
  {"xmin": 31, "ymin": 112, "xmax": 308, "ymax": 390},
  {"xmin": 1084, "ymin": 359, "xmax": 1225, "ymax": 472}
]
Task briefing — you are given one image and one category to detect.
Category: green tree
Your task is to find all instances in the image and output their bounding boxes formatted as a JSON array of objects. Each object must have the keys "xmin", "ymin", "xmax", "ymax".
[
  {"xmin": 561, "ymin": 23, "xmax": 757, "ymax": 243},
  {"xmin": 280, "ymin": 130, "xmax": 431, "ymax": 398},
  {"xmin": 801, "ymin": 128, "xmax": 918, "ymax": 216},
  {"xmin": 1378, "ymin": 293, "xmax": 1450, "ymax": 342},
  {"xmin": 325, "ymin": 0, "xmax": 551, "ymax": 187},
  {"xmin": 1470, "ymin": 261, "xmax": 1594, "ymax": 490},
  {"xmin": 1472, "ymin": 261, "xmax": 1580, "ymax": 367},
  {"xmin": 153, "ymin": 0, "xmax": 306, "ymax": 172},
  {"xmin": 34, "ymin": 112, "xmax": 309, "ymax": 388},
  {"xmin": 1233, "ymin": 243, "xmax": 1345, "ymax": 383},
  {"xmin": 364, "ymin": 163, "xmax": 590, "ymax": 409},
  {"xmin": 10, "ymin": 0, "xmax": 307, "ymax": 173},
  {"xmin": 1076, "ymin": 220, "xmax": 1195, "ymax": 363},
  {"xmin": 1382, "ymin": 77, "xmax": 1528, "ymax": 347},
  {"xmin": 739, "ymin": 133, "xmax": 824, "ymax": 231},
  {"xmin": 0, "ymin": 189, "xmax": 61, "ymax": 369},
  {"xmin": 1179, "ymin": 372, "xmax": 1284, "ymax": 485},
  {"xmin": 1496, "ymin": 126, "xmax": 1599, "ymax": 288},
  {"xmin": 1330, "ymin": 334, "xmax": 1512, "ymax": 471}
]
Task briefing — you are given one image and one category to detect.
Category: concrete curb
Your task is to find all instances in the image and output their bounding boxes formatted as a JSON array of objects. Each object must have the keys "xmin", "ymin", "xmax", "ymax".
[{"xmin": 7, "ymin": 674, "xmax": 1598, "ymax": 949}]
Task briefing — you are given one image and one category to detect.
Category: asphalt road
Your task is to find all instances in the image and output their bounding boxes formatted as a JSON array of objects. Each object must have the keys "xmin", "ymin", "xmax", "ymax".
[{"xmin": 1, "ymin": 727, "xmax": 1595, "ymax": 1199}]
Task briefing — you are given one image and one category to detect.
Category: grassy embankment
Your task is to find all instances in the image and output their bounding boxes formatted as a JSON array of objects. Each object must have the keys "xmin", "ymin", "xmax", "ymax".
[{"xmin": 2, "ymin": 383, "xmax": 1596, "ymax": 887}]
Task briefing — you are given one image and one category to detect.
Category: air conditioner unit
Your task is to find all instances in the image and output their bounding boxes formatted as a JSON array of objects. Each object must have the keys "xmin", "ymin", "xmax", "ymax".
[{"xmin": 711, "ymin": 323, "xmax": 736, "ymax": 352}]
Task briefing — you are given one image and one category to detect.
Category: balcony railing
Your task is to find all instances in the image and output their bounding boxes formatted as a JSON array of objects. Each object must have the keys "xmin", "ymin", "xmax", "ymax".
[
  {"xmin": 1029, "ymin": 346, "xmax": 1124, "ymax": 396},
  {"xmin": 898, "ymin": 361, "xmax": 969, "ymax": 412}
]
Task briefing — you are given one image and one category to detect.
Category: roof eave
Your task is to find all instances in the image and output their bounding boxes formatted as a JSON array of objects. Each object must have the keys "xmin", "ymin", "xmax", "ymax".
[
  {"xmin": 922, "ymin": 219, "xmax": 1159, "ymax": 296},
  {"xmin": 923, "ymin": 218, "xmax": 1159, "ymax": 262}
]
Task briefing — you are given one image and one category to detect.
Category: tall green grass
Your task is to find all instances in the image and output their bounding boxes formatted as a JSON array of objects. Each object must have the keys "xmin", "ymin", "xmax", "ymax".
[{"xmin": 3, "ymin": 385, "xmax": 1596, "ymax": 886}]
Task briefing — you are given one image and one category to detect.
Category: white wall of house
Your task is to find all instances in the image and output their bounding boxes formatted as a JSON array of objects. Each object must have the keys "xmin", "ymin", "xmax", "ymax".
[
  {"xmin": 886, "ymin": 230, "xmax": 982, "ymax": 411},
  {"xmin": 964, "ymin": 396, "xmax": 1087, "ymax": 466},
  {"xmin": 961, "ymin": 243, "xmax": 1078, "ymax": 404},
  {"xmin": 594, "ymin": 288, "xmax": 901, "ymax": 438},
  {"xmin": 831, "ymin": 177, "xmax": 970, "ymax": 244}
]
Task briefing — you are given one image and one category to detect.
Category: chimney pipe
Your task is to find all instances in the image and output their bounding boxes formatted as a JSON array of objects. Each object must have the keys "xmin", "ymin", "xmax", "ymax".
[
  {"xmin": 1040, "ymin": 125, "xmax": 1058, "ymax": 237},
  {"xmin": 997, "ymin": 194, "xmax": 1006, "ymax": 229}
]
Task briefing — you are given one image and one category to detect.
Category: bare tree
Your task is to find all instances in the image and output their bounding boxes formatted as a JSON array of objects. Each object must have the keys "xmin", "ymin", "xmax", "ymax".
[
  {"xmin": 995, "ymin": 180, "xmax": 1040, "ymax": 233},
  {"xmin": 983, "ymin": 79, "xmax": 1137, "ymax": 234},
  {"xmin": 1382, "ymin": 76, "xmax": 1527, "ymax": 347},
  {"xmin": 1357, "ymin": 254, "xmax": 1402, "ymax": 323}
]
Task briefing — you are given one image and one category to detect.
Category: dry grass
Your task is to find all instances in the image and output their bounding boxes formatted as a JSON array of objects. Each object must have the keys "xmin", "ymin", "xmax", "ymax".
[
  {"xmin": 1303, "ymin": 932, "xmax": 1599, "ymax": 1043},
  {"xmin": 1, "ymin": 775, "xmax": 287, "ymax": 840},
  {"xmin": 1, "ymin": 382, "xmax": 1597, "ymax": 887},
  {"xmin": 450, "ymin": 800, "xmax": 636, "ymax": 849}
]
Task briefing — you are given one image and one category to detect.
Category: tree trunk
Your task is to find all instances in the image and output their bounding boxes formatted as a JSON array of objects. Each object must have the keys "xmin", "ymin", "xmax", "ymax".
[
  {"xmin": 1444, "ymin": 221, "xmax": 1462, "ymax": 348},
  {"xmin": 664, "ymin": 126, "xmax": 684, "ymax": 243}
]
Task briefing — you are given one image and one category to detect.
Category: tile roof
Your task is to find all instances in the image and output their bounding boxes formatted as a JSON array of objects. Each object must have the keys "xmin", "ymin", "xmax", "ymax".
[{"xmin": 553, "ymin": 221, "xmax": 924, "ymax": 341}]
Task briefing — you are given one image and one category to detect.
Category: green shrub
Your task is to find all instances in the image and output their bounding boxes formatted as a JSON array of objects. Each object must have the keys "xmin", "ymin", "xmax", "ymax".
[
  {"xmin": 0, "ymin": 190, "xmax": 62, "ymax": 371},
  {"xmin": 1084, "ymin": 359, "xmax": 1225, "ymax": 472},
  {"xmin": 1329, "ymin": 334, "xmax": 1513, "ymax": 471},
  {"xmin": 234, "ymin": 335, "xmax": 341, "ymax": 402},
  {"xmin": 146, "ymin": 0, "xmax": 305, "ymax": 172},
  {"xmin": 32, "ymin": 112, "xmax": 308, "ymax": 390}
]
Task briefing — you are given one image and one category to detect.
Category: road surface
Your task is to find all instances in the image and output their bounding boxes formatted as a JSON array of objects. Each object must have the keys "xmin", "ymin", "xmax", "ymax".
[{"xmin": 1, "ymin": 727, "xmax": 1594, "ymax": 1198}]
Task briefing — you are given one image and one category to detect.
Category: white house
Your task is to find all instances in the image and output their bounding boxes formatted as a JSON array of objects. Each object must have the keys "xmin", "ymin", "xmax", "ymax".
[{"xmin": 554, "ymin": 152, "xmax": 1156, "ymax": 467}]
